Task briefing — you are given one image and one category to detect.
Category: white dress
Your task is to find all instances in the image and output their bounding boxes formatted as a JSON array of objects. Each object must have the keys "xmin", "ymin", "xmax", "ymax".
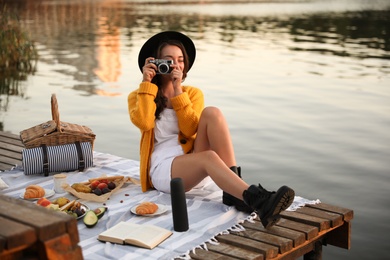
[
  {"xmin": 150, "ymin": 108, "xmax": 185, "ymax": 193},
  {"xmin": 150, "ymin": 108, "xmax": 211, "ymax": 193}
]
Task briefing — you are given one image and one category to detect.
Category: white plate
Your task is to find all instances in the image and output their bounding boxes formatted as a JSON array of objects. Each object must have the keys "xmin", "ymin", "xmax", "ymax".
[
  {"xmin": 130, "ymin": 203, "xmax": 167, "ymax": 217},
  {"xmin": 20, "ymin": 189, "xmax": 55, "ymax": 200}
]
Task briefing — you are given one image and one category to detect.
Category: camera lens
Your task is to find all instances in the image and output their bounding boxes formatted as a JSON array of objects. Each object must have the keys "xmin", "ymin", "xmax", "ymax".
[{"xmin": 158, "ymin": 63, "xmax": 170, "ymax": 74}]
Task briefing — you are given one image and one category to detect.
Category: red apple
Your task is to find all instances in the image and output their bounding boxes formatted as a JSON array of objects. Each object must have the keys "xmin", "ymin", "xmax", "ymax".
[
  {"xmin": 37, "ymin": 198, "xmax": 51, "ymax": 207},
  {"xmin": 97, "ymin": 183, "xmax": 108, "ymax": 190},
  {"xmin": 100, "ymin": 179, "xmax": 109, "ymax": 184},
  {"xmin": 90, "ymin": 180, "xmax": 100, "ymax": 190},
  {"xmin": 37, "ymin": 197, "xmax": 46, "ymax": 205}
]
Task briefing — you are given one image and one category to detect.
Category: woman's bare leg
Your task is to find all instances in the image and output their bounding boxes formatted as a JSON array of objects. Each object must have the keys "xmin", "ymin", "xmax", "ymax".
[
  {"xmin": 172, "ymin": 150, "xmax": 295, "ymax": 229},
  {"xmin": 171, "ymin": 150, "xmax": 248, "ymax": 199},
  {"xmin": 172, "ymin": 106, "xmax": 246, "ymax": 198},
  {"xmin": 171, "ymin": 107, "xmax": 295, "ymax": 228},
  {"xmin": 193, "ymin": 107, "xmax": 236, "ymax": 167}
]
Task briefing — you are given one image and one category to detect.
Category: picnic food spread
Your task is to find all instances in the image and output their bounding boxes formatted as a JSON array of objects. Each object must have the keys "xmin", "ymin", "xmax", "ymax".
[
  {"xmin": 23, "ymin": 175, "xmax": 146, "ymax": 225},
  {"xmin": 71, "ymin": 177, "xmax": 117, "ymax": 195},
  {"xmin": 62, "ymin": 175, "xmax": 130, "ymax": 203},
  {"xmin": 36, "ymin": 197, "xmax": 88, "ymax": 218},
  {"xmin": 20, "ymin": 175, "xmax": 164, "ymax": 231},
  {"xmin": 24, "ymin": 185, "xmax": 45, "ymax": 199},
  {"xmin": 71, "ymin": 183, "xmax": 92, "ymax": 193}
]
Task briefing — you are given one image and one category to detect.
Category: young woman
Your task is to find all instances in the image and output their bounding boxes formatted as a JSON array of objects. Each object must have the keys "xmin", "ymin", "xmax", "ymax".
[{"xmin": 128, "ymin": 31, "xmax": 295, "ymax": 228}]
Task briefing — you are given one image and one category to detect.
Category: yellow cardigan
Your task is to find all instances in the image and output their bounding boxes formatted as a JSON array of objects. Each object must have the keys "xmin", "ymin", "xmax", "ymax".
[{"xmin": 128, "ymin": 82, "xmax": 204, "ymax": 192}]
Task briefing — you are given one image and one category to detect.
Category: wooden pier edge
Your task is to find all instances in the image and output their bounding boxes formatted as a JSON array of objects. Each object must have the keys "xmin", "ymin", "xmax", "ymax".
[
  {"xmin": 0, "ymin": 194, "xmax": 82, "ymax": 260},
  {"xmin": 189, "ymin": 203, "xmax": 353, "ymax": 260},
  {"xmin": 0, "ymin": 131, "xmax": 23, "ymax": 171}
]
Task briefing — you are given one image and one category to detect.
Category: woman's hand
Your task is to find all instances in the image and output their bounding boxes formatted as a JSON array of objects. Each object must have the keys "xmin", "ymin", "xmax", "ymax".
[
  {"xmin": 170, "ymin": 64, "xmax": 183, "ymax": 95},
  {"xmin": 142, "ymin": 57, "xmax": 157, "ymax": 82}
]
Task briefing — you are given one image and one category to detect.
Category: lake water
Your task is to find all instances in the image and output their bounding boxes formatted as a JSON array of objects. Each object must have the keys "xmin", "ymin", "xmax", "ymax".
[{"xmin": 1, "ymin": 0, "xmax": 389, "ymax": 259}]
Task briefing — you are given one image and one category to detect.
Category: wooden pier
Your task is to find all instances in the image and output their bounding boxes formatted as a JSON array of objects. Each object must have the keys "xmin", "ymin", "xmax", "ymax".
[
  {"xmin": 0, "ymin": 131, "xmax": 353, "ymax": 259},
  {"xmin": 0, "ymin": 194, "xmax": 83, "ymax": 259},
  {"xmin": 190, "ymin": 203, "xmax": 353, "ymax": 260},
  {"xmin": 0, "ymin": 131, "xmax": 23, "ymax": 171}
]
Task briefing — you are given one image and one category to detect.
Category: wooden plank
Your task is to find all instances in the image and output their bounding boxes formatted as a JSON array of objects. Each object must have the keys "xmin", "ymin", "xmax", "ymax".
[
  {"xmin": 0, "ymin": 152, "xmax": 21, "ymax": 166},
  {"xmin": 0, "ymin": 162, "xmax": 15, "ymax": 172},
  {"xmin": 0, "ymin": 245, "xmax": 31, "ymax": 259},
  {"xmin": 0, "ymin": 131, "xmax": 23, "ymax": 171},
  {"xmin": 43, "ymin": 233, "xmax": 83, "ymax": 260},
  {"xmin": 0, "ymin": 193, "xmax": 82, "ymax": 260},
  {"xmin": 0, "ymin": 131, "xmax": 23, "ymax": 143},
  {"xmin": 296, "ymin": 207, "xmax": 343, "ymax": 228},
  {"xmin": 207, "ymin": 241, "xmax": 264, "ymax": 260},
  {"xmin": 306, "ymin": 203, "xmax": 354, "ymax": 222},
  {"xmin": 0, "ymin": 236, "xmax": 5, "ymax": 253},
  {"xmin": 216, "ymin": 234, "xmax": 279, "ymax": 259},
  {"xmin": 190, "ymin": 247, "xmax": 238, "ymax": 260},
  {"xmin": 0, "ymin": 142, "xmax": 24, "ymax": 154},
  {"xmin": 193, "ymin": 203, "xmax": 353, "ymax": 260},
  {"xmin": 0, "ymin": 216, "xmax": 37, "ymax": 251},
  {"xmin": 0, "ymin": 195, "xmax": 78, "ymax": 244},
  {"xmin": 326, "ymin": 221, "xmax": 352, "ymax": 249},
  {"xmin": 0, "ymin": 131, "xmax": 17, "ymax": 137},
  {"xmin": 0, "ymin": 142, "xmax": 22, "ymax": 154},
  {"xmin": 279, "ymin": 211, "xmax": 331, "ymax": 232},
  {"xmin": 231, "ymin": 228, "xmax": 293, "ymax": 254},
  {"xmin": 275, "ymin": 219, "xmax": 318, "ymax": 240},
  {"xmin": 274, "ymin": 239, "xmax": 319, "ymax": 260},
  {"xmin": 0, "ymin": 147, "xmax": 22, "ymax": 160},
  {"xmin": 0, "ymin": 135, "xmax": 23, "ymax": 147},
  {"xmin": 242, "ymin": 220, "xmax": 306, "ymax": 247}
]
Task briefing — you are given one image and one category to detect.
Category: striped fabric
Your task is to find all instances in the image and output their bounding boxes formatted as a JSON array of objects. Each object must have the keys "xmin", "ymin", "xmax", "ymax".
[
  {"xmin": 22, "ymin": 142, "xmax": 93, "ymax": 175},
  {"xmin": 0, "ymin": 152, "xmax": 320, "ymax": 259}
]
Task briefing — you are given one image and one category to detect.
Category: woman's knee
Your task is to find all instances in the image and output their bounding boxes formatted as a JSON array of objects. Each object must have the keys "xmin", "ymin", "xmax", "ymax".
[
  {"xmin": 200, "ymin": 150, "xmax": 221, "ymax": 163},
  {"xmin": 201, "ymin": 106, "xmax": 224, "ymax": 121}
]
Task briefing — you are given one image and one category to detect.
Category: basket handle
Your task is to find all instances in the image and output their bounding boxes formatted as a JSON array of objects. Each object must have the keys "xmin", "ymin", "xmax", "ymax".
[{"xmin": 51, "ymin": 94, "xmax": 62, "ymax": 133}]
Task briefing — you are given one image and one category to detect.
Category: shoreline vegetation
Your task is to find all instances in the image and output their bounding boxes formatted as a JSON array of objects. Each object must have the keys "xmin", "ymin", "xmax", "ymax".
[{"xmin": 0, "ymin": 3, "xmax": 37, "ymax": 118}]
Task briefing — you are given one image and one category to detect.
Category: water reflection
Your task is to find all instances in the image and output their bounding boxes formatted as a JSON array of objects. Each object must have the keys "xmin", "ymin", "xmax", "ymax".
[
  {"xmin": 0, "ymin": 3, "xmax": 37, "ymax": 117},
  {"xmin": 286, "ymin": 11, "xmax": 390, "ymax": 59},
  {"xmin": 0, "ymin": 0, "xmax": 389, "ymax": 105},
  {"xmin": 94, "ymin": 16, "xmax": 121, "ymax": 83}
]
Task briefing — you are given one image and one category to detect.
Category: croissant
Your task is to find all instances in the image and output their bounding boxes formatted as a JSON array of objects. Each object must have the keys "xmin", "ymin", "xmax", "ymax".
[
  {"xmin": 24, "ymin": 185, "xmax": 45, "ymax": 199},
  {"xmin": 135, "ymin": 202, "xmax": 158, "ymax": 215}
]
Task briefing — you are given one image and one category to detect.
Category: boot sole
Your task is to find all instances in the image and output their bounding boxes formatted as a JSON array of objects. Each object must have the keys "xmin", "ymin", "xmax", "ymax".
[
  {"xmin": 260, "ymin": 186, "xmax": 295, "ymax": 228},
  {"xmin": 263, "ymin": 214, "xmax": 281, "ymax": 229}
]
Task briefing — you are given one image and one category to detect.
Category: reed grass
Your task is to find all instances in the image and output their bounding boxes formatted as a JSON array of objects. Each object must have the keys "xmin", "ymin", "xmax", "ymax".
[{"xmin": 0, "ymin": 4, "xmax": 38, "ymax": 96}]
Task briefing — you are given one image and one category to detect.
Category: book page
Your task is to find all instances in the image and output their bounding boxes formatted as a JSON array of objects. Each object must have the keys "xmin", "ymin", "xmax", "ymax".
[
  {"xmin": 98, "ymin": 222, "xmax": 134, "ymax": 244},
  {"xmin": 98, "ymin": 222, "xmax": 172, "ymax": 249},
  {"xmin": 124, "ymin": 224, "xmax": 172, "ymax": 249}
]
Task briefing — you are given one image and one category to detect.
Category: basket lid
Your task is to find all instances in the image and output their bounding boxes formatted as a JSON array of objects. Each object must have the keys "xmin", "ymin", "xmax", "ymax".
[{"xmin": 20, "ymin": 120, "xmax": 57, "ymax": 143}]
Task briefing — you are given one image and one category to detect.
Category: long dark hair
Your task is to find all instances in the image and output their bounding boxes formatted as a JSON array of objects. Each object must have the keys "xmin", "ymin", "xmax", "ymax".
[{"xmin": 152, "ymin": 40, "xmax": 190, "ymax": 119}]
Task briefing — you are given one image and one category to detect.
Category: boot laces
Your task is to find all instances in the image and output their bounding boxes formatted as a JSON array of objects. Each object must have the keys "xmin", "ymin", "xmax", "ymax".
[
  {"xmin": 245, "ymin": 184, "xmax": 273, "ymax": 208},
  {"xmin": 257, "ymin": 184, "xmax": 275, "ymax": 198}
]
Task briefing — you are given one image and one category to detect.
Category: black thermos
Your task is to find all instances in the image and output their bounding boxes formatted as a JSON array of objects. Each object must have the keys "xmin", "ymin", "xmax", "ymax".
[{"xmin": 170, "ymin": 178, "xmax": 189, "ymax": 232}]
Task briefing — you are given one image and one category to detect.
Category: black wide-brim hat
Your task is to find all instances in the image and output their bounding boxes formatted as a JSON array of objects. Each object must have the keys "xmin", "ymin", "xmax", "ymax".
[{"xmin": 138, "ymin": 31, "xmax": 196, "ymax": 73}]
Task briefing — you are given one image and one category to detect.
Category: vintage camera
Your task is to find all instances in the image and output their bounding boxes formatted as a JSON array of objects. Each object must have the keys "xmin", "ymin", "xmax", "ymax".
[{"xmin": 149, "ymin": 59, "xmax": 173, "ymax": 74}]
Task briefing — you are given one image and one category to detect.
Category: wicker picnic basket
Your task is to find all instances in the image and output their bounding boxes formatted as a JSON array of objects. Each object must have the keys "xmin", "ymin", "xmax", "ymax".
[{"xmin": 20, "ymin": 94, "xmax": 96, "ymax": 149}]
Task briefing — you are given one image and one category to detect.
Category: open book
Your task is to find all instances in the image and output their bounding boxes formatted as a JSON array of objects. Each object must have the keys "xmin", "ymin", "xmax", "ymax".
[{"xmin": 98, "ymin": 222, "xmax": 173, "ymax": 249}]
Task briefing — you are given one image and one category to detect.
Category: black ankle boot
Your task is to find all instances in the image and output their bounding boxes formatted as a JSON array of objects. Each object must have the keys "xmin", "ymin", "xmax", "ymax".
[
  {"xmin": 243, "ymin": 184, "xmax": 295, "ymax": 228},
  {"xmin": 222, "ymin": 166, "xmax": 253, "ymax": 213}
]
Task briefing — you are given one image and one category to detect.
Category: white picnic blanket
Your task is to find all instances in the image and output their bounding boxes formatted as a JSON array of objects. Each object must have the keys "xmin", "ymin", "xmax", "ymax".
[{"xmin": 0, "ymin": 151, "xmax": 319, "ymax": 260}]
